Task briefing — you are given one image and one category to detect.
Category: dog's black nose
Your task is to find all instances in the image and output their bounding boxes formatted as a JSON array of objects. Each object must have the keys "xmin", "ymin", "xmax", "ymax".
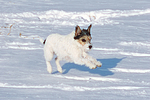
[{"xmin": 89, "ymin": 45, "xmax": 92, "ymax": 49}]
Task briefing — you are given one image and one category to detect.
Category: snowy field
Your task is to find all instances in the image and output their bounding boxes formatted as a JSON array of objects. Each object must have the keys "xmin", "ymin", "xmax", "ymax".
[{"xmin": 0, "ymin": 0, "xmax": 150, "ymax": 100}]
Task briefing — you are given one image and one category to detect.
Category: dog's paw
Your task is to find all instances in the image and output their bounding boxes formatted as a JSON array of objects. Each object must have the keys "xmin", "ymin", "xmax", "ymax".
[
  {"xmin": 57, "ymin": 67, "xmax": 63, "ymax": 73},
  {"xmin": 89, "ymin": 65, "xmax": 97, "ymax": 69},
  {"xmin": 47, "ymin": 69, "xmax": 52, "ymax": 74},
  {"xmin": 47, "ymin": 68, "xmax": 52, "ymax": 73},
  {"xmin": 91, "ymin": 66, "xmax": 97, "ymax": 69},
  {"xmin": 96, "ymin": 61, "xmax": 102, "ymax": 67},
  {"xmin": 97, "ymin": 64, "xmax": 102, "ymax": 67},
  {"xmin": 58, "ymin": 69, "xmax": 63, "ymax": 73}
]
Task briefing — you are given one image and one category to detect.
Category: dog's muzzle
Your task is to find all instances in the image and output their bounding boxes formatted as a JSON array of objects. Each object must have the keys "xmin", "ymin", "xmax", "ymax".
[{"xmin": 89, "ymin": 45, "xmax": 92, "ymax": 49}]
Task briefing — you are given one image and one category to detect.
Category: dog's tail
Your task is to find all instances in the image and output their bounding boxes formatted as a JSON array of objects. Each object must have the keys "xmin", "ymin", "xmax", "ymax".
[{"xmin": 39, "ymin": 38, "xmax": 46, "ymax": 45}]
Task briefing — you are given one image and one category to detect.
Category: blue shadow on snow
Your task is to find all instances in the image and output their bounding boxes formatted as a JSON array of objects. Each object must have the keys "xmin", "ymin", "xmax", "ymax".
[{"xmin": 53, "ymin": 58, "xmax": 125, "ymax": 76}]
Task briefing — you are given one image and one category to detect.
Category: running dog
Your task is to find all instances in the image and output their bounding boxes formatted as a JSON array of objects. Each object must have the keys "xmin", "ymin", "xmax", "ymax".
[{"xmin": 40, "ymin": 24, "xmax": 102, "ymax": 73}]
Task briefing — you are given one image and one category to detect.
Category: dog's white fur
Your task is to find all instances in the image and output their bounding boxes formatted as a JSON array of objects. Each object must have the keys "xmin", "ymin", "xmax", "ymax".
[{"xmin": 40, "ymin": 29, "xmax": 102, "ymax": 73}]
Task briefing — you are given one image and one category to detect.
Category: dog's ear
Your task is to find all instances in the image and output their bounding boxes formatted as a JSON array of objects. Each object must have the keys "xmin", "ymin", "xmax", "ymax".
[
  {"xmin": 88, "ymin": 24, "xmax": 92, "ymax": 32},
  {"xmin": 75, "ymin": 25, "xmax": 81, "ymax": 36}
]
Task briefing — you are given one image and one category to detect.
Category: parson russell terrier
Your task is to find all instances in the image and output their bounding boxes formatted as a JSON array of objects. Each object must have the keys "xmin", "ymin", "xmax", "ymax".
[{"xmin": 40, "ymin": 24, "xmax": 102, "ymax": 73}]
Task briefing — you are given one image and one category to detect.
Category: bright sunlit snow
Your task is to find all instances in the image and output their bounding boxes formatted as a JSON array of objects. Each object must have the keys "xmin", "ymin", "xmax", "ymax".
[{"xmin": 0, "ymin": 0, "xmax": 150, "ymax": 100}]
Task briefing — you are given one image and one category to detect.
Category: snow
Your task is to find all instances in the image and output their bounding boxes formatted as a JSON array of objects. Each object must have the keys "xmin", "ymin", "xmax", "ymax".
[{"xmin": 0, "ymin": 0, "xmax": 150, "ymax": 100}]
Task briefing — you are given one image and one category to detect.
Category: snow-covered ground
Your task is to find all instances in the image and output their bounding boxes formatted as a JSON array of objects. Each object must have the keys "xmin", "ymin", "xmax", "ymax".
[{"xmin": 0, "ymin": 0, "xmax": 150, "ymax": 100}]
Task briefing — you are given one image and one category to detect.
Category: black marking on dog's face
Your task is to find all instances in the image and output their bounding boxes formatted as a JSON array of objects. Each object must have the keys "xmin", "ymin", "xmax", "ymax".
[
  {"xmin": 82, "ymin": 38, "xmax": 86, "ymax": 42},
  {"xmin": 77, "ymin": 35, "xmax": 92, "ymax": 46},
  {"xmin": 74, "ymin": 24, "xmax": 92, "ymax": 49},
  {"xmin": 74, "ymin": 24, "xmax": 92, "ymax": 40}
]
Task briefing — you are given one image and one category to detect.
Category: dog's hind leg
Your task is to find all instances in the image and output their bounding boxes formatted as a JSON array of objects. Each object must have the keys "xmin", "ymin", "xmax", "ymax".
[
  {"xmin": 46, "ymin": 61, "xmax": 52, "ymax": 73},
  {"xmin": 44, "ymin": 46, "xmax": 54, "ymax": 73},
  {"xmin": 55, "ymin": 57, "xmax": 62, "ymax": 73}
]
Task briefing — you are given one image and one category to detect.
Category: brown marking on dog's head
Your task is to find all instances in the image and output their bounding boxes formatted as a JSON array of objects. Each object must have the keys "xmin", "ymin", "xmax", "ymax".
[
  {"xmin": 88, "ymin": 24, "xmax": 92, "ymax": 33},
  {"xmin": 75, "ymin": 25, "xmax": 81, "ymax": 37},
  {"xmin": 77, "ymin": 35, "xmax": 92, "ymax": 46},
  {"xmin": 74, "ymin": 24, "xmax": 93, "ymax": 49},
  {"xmin": 74, "ymin": 24, "xmax": 92, "ymax": 40}
]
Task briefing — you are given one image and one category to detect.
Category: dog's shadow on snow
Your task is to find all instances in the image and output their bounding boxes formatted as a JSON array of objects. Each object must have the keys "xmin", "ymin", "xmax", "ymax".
[{"xmin": 56, "ymin": 58, "xmax": 125, "ymax": 76}]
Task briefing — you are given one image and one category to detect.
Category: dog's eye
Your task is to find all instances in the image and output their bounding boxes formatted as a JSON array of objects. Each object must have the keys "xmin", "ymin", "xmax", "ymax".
[{"xmin": 82, "ymin": 39, "xmax": 86, "ymax": 42}]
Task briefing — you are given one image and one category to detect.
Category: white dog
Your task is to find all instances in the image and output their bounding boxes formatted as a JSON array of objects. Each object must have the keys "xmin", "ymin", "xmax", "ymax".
[{"xmin": 40, "ymin": 24, "xmax": 102, "ymax": 73}]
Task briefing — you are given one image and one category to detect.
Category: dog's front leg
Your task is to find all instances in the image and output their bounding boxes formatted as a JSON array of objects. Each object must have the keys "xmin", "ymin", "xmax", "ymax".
[
  {"xmin": 83, "ymin": 52, "xmax": 102, "ymax": 67},
  {"xmin": 74, "ymin": 56, "xmax": 97, "ymax": 69},
  {"xmin": 46, "ymin": 61, "xmax": 52, "ymax": 73}
]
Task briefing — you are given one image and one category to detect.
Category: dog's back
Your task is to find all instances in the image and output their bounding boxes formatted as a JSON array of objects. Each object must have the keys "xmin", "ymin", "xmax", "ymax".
[{"xmin": 43, "ymin": 32, "xmax": 77, "ymax": 61}]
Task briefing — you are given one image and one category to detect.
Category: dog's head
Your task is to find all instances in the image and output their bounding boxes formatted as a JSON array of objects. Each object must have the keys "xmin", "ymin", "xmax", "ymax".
[{"xmin": 74, "ymin": 24, "xmax": 92, "ymax": 50}]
